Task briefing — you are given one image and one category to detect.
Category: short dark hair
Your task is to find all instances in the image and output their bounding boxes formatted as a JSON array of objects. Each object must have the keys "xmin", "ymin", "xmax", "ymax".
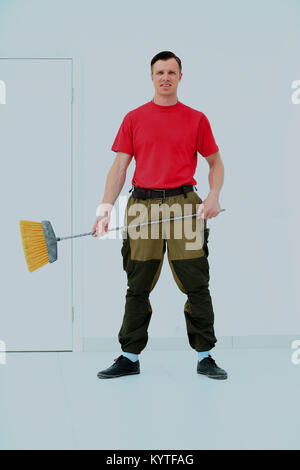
[{"xmin": 151, "ymin": 51, "xmax": 182, "ymax": 74}]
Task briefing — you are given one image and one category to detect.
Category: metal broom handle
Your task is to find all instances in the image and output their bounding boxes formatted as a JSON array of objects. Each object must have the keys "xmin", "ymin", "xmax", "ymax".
[{"xmin": 56, "ymin": 209, "xmax": 226, "ymax": 241}]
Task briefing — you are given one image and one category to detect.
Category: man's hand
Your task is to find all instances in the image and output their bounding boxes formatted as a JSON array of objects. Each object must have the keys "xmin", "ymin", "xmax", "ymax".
[
  {"xmin": 196, "ymin": 193, "xmax": 221, "ymax": 220},
  {"xmin": 92, "ymin": 203, "xmax": 113, "ymax": 238}
]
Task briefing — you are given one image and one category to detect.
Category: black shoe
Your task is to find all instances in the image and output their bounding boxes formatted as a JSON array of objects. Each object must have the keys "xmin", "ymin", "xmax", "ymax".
[
  {"xmin": 197, "ymin": 355, "xmax": 228, "ymax": 380},
  {"xmin": 97, "ymin": 355, "xmax": 140, "ymax": 379}
]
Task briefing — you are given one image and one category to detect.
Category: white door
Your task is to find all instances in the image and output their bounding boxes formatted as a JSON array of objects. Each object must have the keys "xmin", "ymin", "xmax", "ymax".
[{"xmin": 0, "ymin": 58, "xmax": 73, "ymax": 351}]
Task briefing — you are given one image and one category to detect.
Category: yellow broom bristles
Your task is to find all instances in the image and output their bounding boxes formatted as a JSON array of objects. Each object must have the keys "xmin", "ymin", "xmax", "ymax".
[{"xmin": 19, "ymin": 220, "xmax": 49, "ymax": 272}]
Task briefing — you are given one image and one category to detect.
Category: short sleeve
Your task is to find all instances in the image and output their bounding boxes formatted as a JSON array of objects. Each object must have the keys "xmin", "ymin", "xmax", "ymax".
[
  {"xmin": 197, "ymin": 114, "xmax": 219, "ymax": 157},
  {"xmin": 111, "ymin": 113, "xmax": 133, "ymax": 156}
]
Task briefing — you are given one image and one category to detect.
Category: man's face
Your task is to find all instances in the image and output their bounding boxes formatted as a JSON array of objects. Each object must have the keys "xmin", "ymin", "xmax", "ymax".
[{"xmin": 151, "ymin": 58, "xmax": 182, "ymax": 98}]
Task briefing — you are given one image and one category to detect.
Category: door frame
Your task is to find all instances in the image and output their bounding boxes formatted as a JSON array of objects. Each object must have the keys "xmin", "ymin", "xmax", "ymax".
[{"xmin": 70, "ymin": 56, "xmax": 85, "ymax": 352}]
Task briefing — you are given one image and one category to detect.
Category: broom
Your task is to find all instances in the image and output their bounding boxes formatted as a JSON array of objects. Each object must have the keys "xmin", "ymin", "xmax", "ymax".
[{"xmin": 19, "ymin": 209, "xmax": 225, "ymax": 273}]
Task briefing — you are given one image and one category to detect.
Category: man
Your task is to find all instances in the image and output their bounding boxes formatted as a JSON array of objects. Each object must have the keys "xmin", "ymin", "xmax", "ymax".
[{"xmin": 92, "ymin": 51, "xmax": 227, "ymax": 380}]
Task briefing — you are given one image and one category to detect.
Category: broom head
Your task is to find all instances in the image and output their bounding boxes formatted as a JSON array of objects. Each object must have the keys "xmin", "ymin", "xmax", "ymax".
[{"xmin": 19, "ymin": 220, "xmax": 57, "ymax": 272}]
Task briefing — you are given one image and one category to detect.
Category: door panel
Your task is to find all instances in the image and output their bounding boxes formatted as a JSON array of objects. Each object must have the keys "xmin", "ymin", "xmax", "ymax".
[{"xmin": 0, "ymin": 58, "xmax": 73, "ymax": 351}]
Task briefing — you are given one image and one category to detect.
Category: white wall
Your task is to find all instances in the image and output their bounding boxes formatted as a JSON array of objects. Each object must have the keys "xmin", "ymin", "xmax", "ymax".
[{"xmin": 1, "ymin": 0, "xmax": 299, "ymax": 348}]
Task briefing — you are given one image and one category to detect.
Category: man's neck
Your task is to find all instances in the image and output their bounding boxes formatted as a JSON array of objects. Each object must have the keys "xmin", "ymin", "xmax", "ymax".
[{"xmin": 152, "ymin": 96, "xmax": 178, "ymax": 106}]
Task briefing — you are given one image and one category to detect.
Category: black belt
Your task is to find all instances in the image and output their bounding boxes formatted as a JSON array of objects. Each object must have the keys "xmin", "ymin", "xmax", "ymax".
[{"xmin": 130, "ymin": 184, "xmax": 195, "ymax": 200}]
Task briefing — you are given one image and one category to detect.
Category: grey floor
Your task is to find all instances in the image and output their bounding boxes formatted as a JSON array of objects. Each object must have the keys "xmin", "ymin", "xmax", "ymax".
[{"xmin": 0, "ymin": 348, "xmax": 299, "ymax": 450}]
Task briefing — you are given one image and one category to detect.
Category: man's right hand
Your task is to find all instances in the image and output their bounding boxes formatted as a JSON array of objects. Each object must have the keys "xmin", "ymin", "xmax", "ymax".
[
  {"xmin": 91, "ymin": 215, "xmax": 109, "ymax": 238},
  {"xmin": 92, "ymin": 204, "xmax": 112, "ymax": 238}
]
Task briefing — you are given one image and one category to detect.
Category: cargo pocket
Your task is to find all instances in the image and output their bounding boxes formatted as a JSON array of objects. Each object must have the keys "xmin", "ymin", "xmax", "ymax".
[
  {"xmin": 203, "ymin": 227, "xmax": 210, "ymax": 258},
  {"xmin": 121, "ymin": 235, "xmax": 130, "ymax": 272}
]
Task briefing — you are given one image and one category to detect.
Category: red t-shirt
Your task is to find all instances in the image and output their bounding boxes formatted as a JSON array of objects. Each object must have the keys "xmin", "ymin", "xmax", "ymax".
[{"xmin": 111, "ymin": 100, "xmax": 219, "ymax": 189}]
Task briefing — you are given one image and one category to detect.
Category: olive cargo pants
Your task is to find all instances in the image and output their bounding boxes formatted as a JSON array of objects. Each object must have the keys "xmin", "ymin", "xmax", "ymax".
[{"xmin": 118, "ymin": 189, "xmax": 217, "ymax": 353}]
